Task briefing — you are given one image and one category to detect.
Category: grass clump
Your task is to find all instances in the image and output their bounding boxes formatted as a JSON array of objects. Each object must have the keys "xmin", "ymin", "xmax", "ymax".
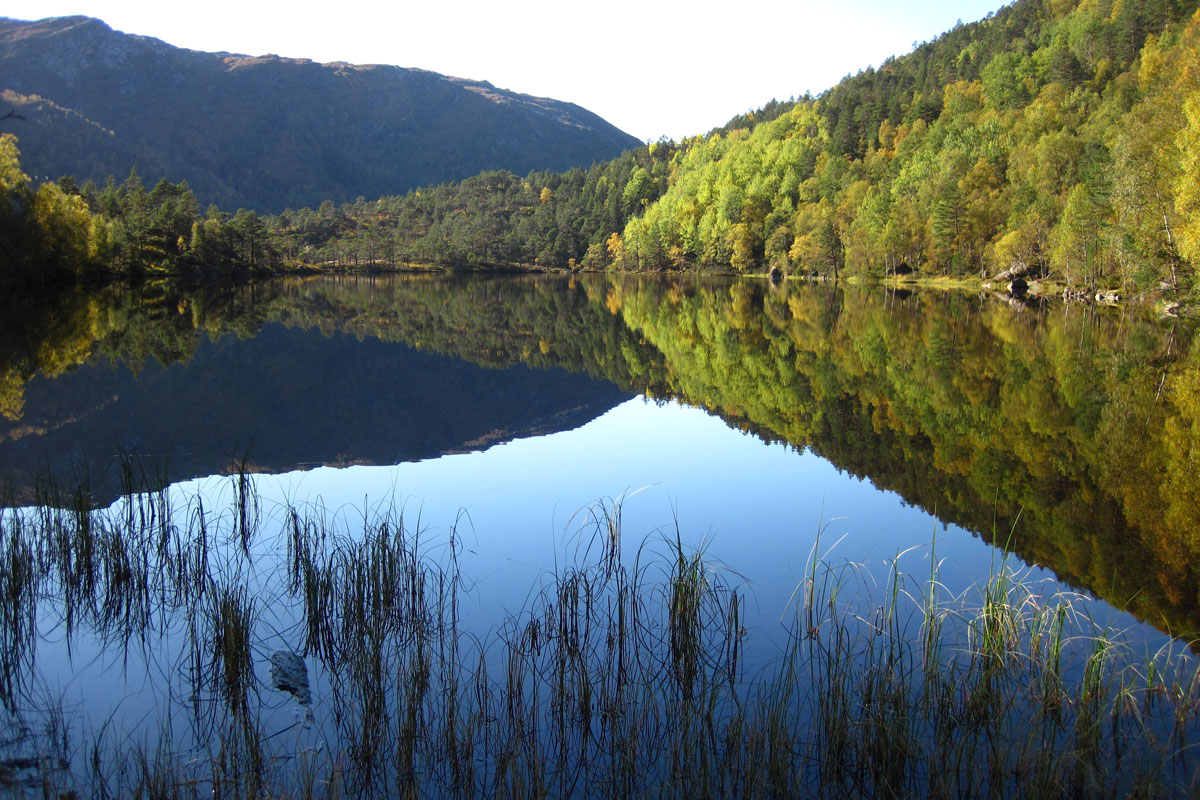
[{"xmin": 0, "ymin": 480, "xmax": 1199, "ymax": 797}]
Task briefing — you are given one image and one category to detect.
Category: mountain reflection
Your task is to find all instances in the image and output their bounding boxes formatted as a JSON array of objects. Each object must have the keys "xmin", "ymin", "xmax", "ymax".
[{"xmin": 0, "ymin": 276, "xmax": 637, "ymax": 506}]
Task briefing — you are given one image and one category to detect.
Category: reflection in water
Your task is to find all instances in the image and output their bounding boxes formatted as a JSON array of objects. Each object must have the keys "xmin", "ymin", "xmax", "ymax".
[
  {"xmin": 0, "ymin": 324, "xmax": 630, "ymax": 506},
  {"xmin": 606, "ymin": 278, "xmax": 1200, "ymax": 639},
  {"xmin": 0, "ymin": 277, "xmax": 637, "ymax": 505},
  {"xmin": 1, "ymin": 274, "xmax": 1198, "ymax": 638},
  {"xmin": 2, "ymin": 274, "xmax": 1200, "ymax": 794}
]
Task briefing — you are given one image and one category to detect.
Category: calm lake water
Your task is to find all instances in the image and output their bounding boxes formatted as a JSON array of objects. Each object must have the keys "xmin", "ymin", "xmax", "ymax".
[{"xmin": 1, "ymin": 273, "xmax": 1197, "ymax": 793}]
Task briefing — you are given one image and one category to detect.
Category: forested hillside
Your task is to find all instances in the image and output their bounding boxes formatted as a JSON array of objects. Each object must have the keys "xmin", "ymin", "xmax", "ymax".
[
  {"xmin": 620, "ymin": 0, "xmax": 1200, "ymax": 289},
  {"xmin": 264, "ymin": 0, "xmax": 1200, "ymax": 295}
]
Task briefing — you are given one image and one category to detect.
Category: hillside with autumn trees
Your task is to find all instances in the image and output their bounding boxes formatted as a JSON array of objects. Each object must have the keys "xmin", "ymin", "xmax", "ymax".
[
  {"xmin": 618, "ymin": 0, "xmax": 1200, "ymax": 290},
  {"xmin": 260, "ymin": 0, "xmax": 1200, "ymax": 296},
  {"xmin": 3, "ymin": 0, "xmax": 1200, "ymax": 298}
]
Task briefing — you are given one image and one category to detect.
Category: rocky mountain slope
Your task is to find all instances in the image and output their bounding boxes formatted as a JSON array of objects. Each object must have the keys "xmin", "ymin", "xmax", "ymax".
[{"xmin": 0, "ymin": 16, "xmax": 640, "ymax": 212}]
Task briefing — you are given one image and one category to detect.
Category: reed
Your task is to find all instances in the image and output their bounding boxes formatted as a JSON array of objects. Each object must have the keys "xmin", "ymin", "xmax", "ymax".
[
  {"xmin": 0, "ymin": 507, "xmax": 37, "ymax": 711},
  {"xmin": 1, "ymin": 480, "xmax": 1199, "ymax": 798}
]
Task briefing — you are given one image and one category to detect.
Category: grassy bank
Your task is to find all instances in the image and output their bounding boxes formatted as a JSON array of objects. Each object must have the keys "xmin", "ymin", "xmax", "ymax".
[{"xmin": 1, "ymin": 475, "xmax": 1198, "ymax": 798}]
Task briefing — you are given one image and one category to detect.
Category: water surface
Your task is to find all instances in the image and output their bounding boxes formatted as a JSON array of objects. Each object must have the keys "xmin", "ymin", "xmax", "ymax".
[{"xmin": 1, "ymin": 274, "xmax": 1197, "ymax": 792}]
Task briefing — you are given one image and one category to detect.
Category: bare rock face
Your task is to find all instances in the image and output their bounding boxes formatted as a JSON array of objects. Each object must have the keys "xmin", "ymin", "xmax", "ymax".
[
  {"xmin": 269, "ymin": 650, "xmax": 311, "ymax": 706},
  {"xmin": 0, "ymin": 16, "xmax": 641, "ymax": 212}
]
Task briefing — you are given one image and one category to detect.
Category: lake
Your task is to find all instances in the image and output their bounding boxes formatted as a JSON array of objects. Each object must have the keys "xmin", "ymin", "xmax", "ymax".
[{"xmin": 1, "ymin": 273, "xmax": 1198, "ymax": 796}]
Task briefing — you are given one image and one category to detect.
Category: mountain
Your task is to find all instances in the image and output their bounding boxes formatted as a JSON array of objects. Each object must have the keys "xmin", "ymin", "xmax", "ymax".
[{"xmin": 0, "ymin": 16, "xmax": 640, "ymax": 213}]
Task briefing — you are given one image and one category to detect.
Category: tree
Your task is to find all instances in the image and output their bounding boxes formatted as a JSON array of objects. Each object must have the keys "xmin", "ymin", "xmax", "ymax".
[
  {"xmin": 1052, "ymin": 183, "xmax": 1106, "ymax": 287},
  {"xmin": 1176, "ymin": 93, "xmax": 1200, "ymax": 268},
  {"xmin": 1112, "ymin": 95, "xmax": 1183, "ymax": 289},
  {"xmin": 31, "ymin": 182, "xmax": 92, "ymax": 276},
  {"xmin": 0, "ymin": 134, "xmax": 31, "ymax": 247}
]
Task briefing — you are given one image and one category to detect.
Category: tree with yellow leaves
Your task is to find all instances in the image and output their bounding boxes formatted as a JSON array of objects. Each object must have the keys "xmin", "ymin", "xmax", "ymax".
[{"xmin": 1172, "ymin": 12, "xmax": 1200, "ymax": 273}]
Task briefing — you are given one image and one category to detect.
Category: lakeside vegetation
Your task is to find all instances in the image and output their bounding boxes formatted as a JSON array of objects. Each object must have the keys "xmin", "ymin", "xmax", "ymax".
[
  {"xmin": 0, "ymin": 137, "xmax": 285, "ymax": 287},
  {"xmin": 5, "ymin": 0, "xmax": 1200, "ymax": 300},
  {"xmin": 3, "ymin": 478, "xmax": 1200, "ymax": 797}
]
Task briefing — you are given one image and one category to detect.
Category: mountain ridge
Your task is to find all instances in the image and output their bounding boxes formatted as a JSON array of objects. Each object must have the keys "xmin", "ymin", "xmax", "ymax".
[{"xmin": 0, "ymin": 15, "xmax": 641, "ymax": 212}]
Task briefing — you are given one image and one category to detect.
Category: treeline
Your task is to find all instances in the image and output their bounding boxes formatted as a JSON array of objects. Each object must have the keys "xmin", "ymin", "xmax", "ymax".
[
  {"xmin": 264, "ymin": 144, "xmax": 675, "ymax": 270},
  {"xmin": 0, "ymin": 134, "xmax": 281, "ymax": 288},
  {"xmin": 262, "ymin": 0, "xmax": 1200, "ymax": 295}
]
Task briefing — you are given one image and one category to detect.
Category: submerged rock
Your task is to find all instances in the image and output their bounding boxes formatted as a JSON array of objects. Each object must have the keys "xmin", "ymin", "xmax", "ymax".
[{"xmin": 269, "ymin": 650, "xmax": 312, "ymax": 706}]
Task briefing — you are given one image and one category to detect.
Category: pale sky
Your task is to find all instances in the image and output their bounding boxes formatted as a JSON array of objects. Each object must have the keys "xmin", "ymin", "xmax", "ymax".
[{"xmin": 2, "ymin": 0, "xmax": 1006, "ymax": 141}]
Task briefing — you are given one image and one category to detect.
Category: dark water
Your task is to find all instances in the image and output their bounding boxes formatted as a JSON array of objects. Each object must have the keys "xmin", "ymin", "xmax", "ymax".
[{"xmin": 1, "ymin": 273, "xmax": 1197, "ymax": 792}]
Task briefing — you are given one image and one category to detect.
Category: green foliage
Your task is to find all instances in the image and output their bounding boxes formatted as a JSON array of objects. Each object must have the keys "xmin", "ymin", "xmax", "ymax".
[
  {"xmin": 265, "ymin": 0, "xmax": 1200, "ymax": 296},
  {"xmin": 603, "ymin": 0, "xmax": 1200, "ymax": 286},
  {"xmin": 0, "ymin": 133, "xmax": 104, "ymax": 286},
  {"xmin": 259, "ymin": 144, "xmax": 676, "ymax": 271},
  {"xmin": 0, "ymin": 137, "xmax": 282, "ymax": 285}
]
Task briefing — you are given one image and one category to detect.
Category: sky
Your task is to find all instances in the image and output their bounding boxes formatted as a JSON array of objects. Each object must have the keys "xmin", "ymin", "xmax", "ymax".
[{"xmin": 3, "ymin": 0, "xmax": 1007, "ymax": 141}]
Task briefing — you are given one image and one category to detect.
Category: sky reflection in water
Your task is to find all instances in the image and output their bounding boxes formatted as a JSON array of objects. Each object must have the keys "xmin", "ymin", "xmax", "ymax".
[{"xmin": 174, "ymin": 394, "xmax": 1138, "ymax": 649}]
